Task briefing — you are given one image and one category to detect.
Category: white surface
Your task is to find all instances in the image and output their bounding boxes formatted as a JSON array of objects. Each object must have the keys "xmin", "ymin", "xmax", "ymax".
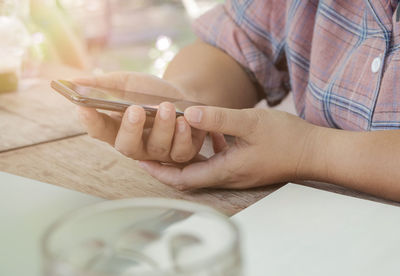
[
  {"xmin": 0, "ymin": 172, "xmax": 103, "ymax": 276},
  {"xmin": 232, "ymin": 184, "xmax": 400, "ymax": 276},
  {"xmin": 3, "ymin": 171, "xmax": 400, "ymax": 276}
]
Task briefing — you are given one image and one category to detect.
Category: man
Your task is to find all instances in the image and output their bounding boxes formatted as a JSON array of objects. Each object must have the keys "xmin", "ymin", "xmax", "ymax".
[{"xmin": 77, "ymin": 0, "xmax": 400, "ymax": 201}]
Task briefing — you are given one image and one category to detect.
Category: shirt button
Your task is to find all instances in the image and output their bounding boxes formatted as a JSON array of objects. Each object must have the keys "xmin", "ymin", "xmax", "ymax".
[{"xmin": 371, "ymin": 56, "xmax": 381, "ymax": 73}]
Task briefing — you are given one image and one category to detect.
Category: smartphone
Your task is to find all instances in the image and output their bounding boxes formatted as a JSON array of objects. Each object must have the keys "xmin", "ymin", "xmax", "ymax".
[{"xmin": 51, "ymin": 80, "xmax": 203, "ymax": 117}]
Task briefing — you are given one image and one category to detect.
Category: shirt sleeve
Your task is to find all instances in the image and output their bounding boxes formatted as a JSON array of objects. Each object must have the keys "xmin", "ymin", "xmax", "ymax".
[{"xmin": 193, "ymin": 0, "xmax": 290, "ymax": 105}]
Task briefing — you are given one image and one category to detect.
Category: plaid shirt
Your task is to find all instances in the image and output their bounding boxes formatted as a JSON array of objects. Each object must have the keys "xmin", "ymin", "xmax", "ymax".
[{"xmin": 194, "ymin": 0, "xmax": 400, "ymax": 130}]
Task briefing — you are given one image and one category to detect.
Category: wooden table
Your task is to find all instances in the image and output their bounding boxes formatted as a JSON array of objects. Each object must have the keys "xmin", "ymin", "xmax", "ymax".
[
  {"xmin": 0, "ymin": 64, "xmax": 280, "ymax": 216},
  {"xmin": 1, "ymin": 64, "xmax": 398, "ymax": 217}
]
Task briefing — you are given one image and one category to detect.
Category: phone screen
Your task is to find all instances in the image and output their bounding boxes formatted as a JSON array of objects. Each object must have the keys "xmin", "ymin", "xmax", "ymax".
[
  {"xmin": 52, "ymin": 80, "xmax": 204, "ymax": 115},
  {"xmin": 59, "ymin": 80, "xmax": 194, "ymax": 110}
]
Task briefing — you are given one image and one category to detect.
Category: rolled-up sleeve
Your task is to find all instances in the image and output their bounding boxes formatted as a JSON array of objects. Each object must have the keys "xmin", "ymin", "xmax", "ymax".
[{"xmin": 193, "ymin": 0, "xmax": 289, "ymax": 105}]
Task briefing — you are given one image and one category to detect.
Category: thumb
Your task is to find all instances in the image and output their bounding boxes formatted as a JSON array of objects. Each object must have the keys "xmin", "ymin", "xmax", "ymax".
[
  {"xmin": 73, "ymin": 72, "xmax": 182, "ymax": 98},
  {"xmin": 72, "ymin": 71, "xmax": 132, "ymax": 90},
  {"xmin": 184, "ymin": 106, "xmax": 258, "ymax": 137}
]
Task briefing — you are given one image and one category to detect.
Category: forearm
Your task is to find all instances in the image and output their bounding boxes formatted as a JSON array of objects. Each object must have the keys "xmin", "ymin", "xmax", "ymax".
[
  {"xmin": 301, "ymin": 127, "xmax": 400, "ymax": 201},
  {"xmin": 163, "ymin": 40, "xmax": 260, "ymax": 108}
]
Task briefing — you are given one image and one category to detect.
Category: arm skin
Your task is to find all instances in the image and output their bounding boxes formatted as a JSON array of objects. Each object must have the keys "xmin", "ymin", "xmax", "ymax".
[
  {"xmin": 140, "ymin": 106, "xmax": 400, "ymax": 202},
  {"xmin": 78, "ymin": 37, "xmax": 400, "ymax": 201},
  {"xmin": 300, "ymin": 128, "xmax": 400, "ymax": 201},
  {"xmin": 172, "ymin": 41, "xmax": 400, "ymax": 201},
  {"xmin": 163, "ymin": 40, "xmax": 261, "ymax": 108},
  {"xmin": 138, "ymin": 41, "xmax": 400, "ymax": 202}
]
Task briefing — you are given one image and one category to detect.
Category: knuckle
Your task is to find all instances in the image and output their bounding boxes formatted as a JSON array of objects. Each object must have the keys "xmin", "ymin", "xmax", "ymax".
[
  {"xmin": 121, "ymin": 122, "xmax": 137, "ymax": 134},
  {"xmin": 245, "ymin": 109, "xmax": 264, "ymax": 136},
  {"xmin": 123, "ymin": 125, "xmax": 143, "ymax": 136},
  {"xmin": 210, "ymin": 151, "xmax": 237, "ymax": 183},
  {"xmin": 146, "ymin": 144, "xmax": 169, "ymax": 157},
  {"xmin": 159, "ymin": 173, "xmax": 190, "ymax": 191},
  {"xmin": 115, "ymin": 146, "xmax": 138, "ymax": 159},
  {"xmin": 175, "ymin": 182, "xmax": 189, "ymax": 191},
  {"xmin": 226, "ymin": 165, "xmax": 243, "ymax": 183},
  {"xmin": 171, "ymin": 153, "xmax": 192, "ymax": 163},
  {"xmin": 213, "ymin": 110, "xmax": 227, "ymax": 132},
  {"xmin": 170, "ymin": 145, "xmax": 195, "ymax": 163}
]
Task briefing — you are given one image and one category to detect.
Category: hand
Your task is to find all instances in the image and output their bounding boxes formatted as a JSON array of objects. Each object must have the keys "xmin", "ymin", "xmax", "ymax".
[
  {"xmin": 138, "ymin": 106, "xmax": 317, "ymax": 190},
  {"xmin": 76, "ymin": 72, "xmax": 207, "ymax": 163}
]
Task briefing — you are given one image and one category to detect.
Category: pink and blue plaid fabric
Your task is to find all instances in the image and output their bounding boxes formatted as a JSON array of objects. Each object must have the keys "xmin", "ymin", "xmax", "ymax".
[{"xmin": 194, "ymin": 0, "xmax": 400, "ymax": 130}]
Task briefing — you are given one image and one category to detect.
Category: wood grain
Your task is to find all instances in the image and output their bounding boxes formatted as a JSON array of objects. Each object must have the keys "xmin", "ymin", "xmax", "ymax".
[
  {"xmin": 0, "ymin": 65, "xmax": 87, "ymax": 152},
  {"xmin": 0, "ymin": 63, "xmax": 278, "ymax": 216},
  {"xmin": 1, "ymin": 64, "xmax": 397, "ymax": 216},
  {"xmin": 0, "ymin": 134, "xmax": 279, "ymax": 216}
]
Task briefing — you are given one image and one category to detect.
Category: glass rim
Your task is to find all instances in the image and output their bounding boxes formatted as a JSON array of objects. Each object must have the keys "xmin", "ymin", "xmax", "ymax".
[{"xmin": 41, "ymin": 197, "xmax": 240, "ymax": 275}]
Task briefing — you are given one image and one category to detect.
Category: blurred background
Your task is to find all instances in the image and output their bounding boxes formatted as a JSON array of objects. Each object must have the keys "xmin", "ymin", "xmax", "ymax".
[{"xmin": 0, "ymin": 0, "xmax": 222, "ymax": 92}]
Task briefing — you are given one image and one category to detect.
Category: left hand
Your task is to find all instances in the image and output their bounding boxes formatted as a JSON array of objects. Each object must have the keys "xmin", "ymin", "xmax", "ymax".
[
  {"xmin": 75, "ymin": 72, "xmax": 207, "ymax": 163},
  {"xmin": 138, "ymin": 106, "xmax": 318, "ymax": 190}
]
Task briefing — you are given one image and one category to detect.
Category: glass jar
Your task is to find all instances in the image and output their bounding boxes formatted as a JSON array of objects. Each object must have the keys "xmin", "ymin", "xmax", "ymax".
[
  {"xmin": 42, "ymin": 198, "xmax": 242, "ymax": 276},
  {"xmin": 0, "ymin": 0, "xmax": 30, "ymax": 92}
]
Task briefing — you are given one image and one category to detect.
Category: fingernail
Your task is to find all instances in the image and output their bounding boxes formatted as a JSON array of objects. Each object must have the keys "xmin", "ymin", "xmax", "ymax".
[
  {"xmin": 160, "ymin": 105, "xmax": 171, "ymax": 120},
  {"xmin": 178, "ymin": 120, "xmax": 186, "ymax": 132},
  {"xmin": 185, "ymin": 107, "xmax": 202, "ymax": 123},
  {"xmin": 128, "ymin": 107, "xmax": 140, "ymax": 124}
]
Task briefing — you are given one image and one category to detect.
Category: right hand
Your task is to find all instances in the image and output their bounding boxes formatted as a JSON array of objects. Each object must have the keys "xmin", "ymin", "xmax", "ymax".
[
  {"xmin": 75, "ymin": 72, "xmax": 207, "ymax": 163},
  {"xmin": 138, "ymin": 106, "xmax": 316, "ymax": 190}
]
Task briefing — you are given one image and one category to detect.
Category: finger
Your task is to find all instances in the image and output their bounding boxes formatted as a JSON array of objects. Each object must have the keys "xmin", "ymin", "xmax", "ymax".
[
  {"xmin": 77, "ymin": 106, "xmax": 120, "ymax": 145},
  {"xmin": 210, "ymin": 132, "xmax": 228, "ymax": 153},
  {"xmin": 191, "ymin": 154, "xmax": 208, "ymax": 162},
  {"xmin": 145, "ymin": 102, "xmax": 176, "ymax": 159},
  {"xmin": 138, "ymin": 151, "xmax": 237, "ymax": 190},
  {"xmin": 191, "ymin": 127, "xmax": 207, "ymax": 153},
  {"xmin": 109, "ymin": 111, "xmax": 123, "ymax": 121},
  {"xmin": 73, "ymin": 72, "xmax": 130, "ymax": 90},
  {"xmin": 114, "ymin": 105, "xmax": 146, "ymax": 159},
  {"xmin": 184, "ymin": 106, "xmax": 259, "ymax": 138},
  {"xmin": 144, "ymin": 116, "xmax": 155, "ymax": 129},
  {"xmin": 170, "ymin": 117, "xmax": 196, "ymax": 163},
  {"xmin": 73, "ymin": 72, "xmax": 181, "ymax": 98}
]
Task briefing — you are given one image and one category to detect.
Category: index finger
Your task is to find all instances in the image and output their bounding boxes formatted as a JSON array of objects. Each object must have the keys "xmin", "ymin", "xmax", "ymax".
[{"xmin": 184, "ymin": 106, "xmax": 259, "ymax": 138}]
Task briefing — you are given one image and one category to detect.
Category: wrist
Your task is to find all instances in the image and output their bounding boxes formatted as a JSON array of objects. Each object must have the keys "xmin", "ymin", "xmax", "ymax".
[{"xmin": 294, "ymin": 124, "xmax": 330, "ymax": 181}]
